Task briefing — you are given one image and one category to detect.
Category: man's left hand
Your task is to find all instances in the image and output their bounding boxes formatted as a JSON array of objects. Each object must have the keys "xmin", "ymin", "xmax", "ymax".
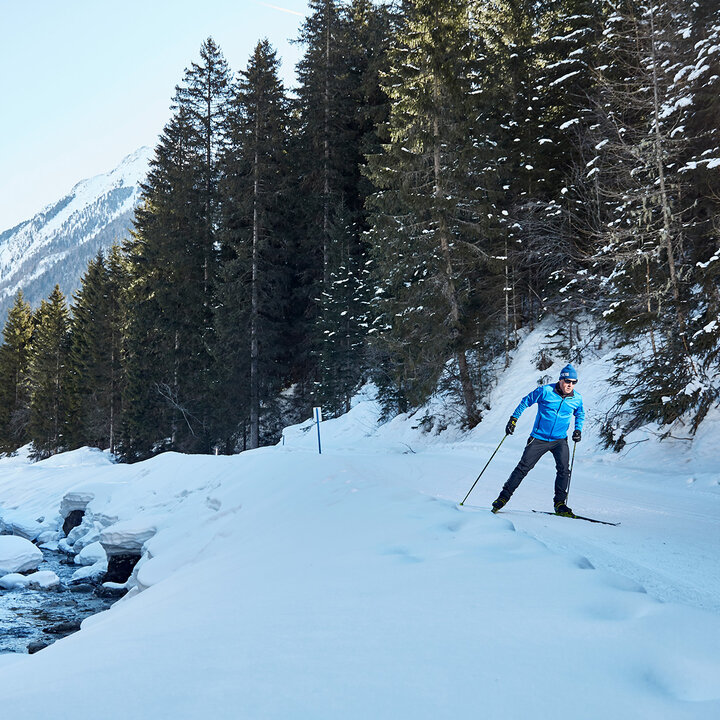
[{"xmin": 572, "ymin": 430, "xmax": 582, "ymax": 442}]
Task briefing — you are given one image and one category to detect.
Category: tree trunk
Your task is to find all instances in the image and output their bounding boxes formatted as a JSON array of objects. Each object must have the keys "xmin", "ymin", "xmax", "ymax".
[
  {"xmin": 432, "ymin": 78, "xmax": 478, "ymax": 427},
  {"xmin": 648, "ymin": 6, "xmax": 693, "ymax": 367},
  {"xmin": 250, "ymin": 114, "xmax": 261, "ymax": 450},
  {"xmin": 504, "ymin": 241, "xmax": 510, "ymax": 368},
  {"xmin": 323, "ymin": 2, "xmax": 331, "ymax": 287}
]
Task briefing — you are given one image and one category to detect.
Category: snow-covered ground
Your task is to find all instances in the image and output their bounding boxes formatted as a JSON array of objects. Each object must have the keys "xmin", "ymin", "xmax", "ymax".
[{"xmin": 0, "ymin": 328, "xmax": 719, "ymax": 719}]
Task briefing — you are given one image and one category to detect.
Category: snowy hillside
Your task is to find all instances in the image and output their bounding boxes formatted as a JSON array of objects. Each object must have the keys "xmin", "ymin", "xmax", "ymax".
[
  {"xmin": 0, "ymin": 147, "xmax": 151, "ymax": 319},
  {"xmin": 0, "ymin": 327, "xmax": 719, "ymax": 718}
]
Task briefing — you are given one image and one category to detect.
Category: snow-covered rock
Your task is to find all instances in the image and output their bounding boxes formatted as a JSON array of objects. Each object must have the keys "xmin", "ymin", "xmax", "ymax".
[
  {"xmin": 100, "ymin": 521, "xmax": 156, "ymax": 556},
  {"xmin": 74, "ymin": 541, "xmax": 107, "ymax": 566},
  {"xmin": 0, "ymin": 573, "xmax": 30, "ymax": 589},
  {"xmin": 70, "ymin": 560, "xmax": 107, "ymax": 585},
  {"xmin": 66, "ymin": 523, "xmax": 88, "ymax": 545},
  {"xmin": 0, "ymin": 535, "xmax": 43, "ymax": 574},
  {"xmin": 36, "ymin": 530, "xmax": 63, "ymax": 546},
  {"xmin": 58, "ymin": 539, "xmax": 74, "ymax": 555},
  {"xmin": 60, "ymin": 491, "xmax": 95, "ymax": 519},
  {"xmin": 0, "ymin": 509, "xmax": 42, "ymax": 541},
  {"xmin": 25, "ymin": 570, "xmax": 60, "ymax": 590}
]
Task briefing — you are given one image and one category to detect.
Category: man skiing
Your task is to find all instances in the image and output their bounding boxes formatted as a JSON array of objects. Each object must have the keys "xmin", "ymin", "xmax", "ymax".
[{"xmin": 491, "ymin": 364, "xmax": 584, "ymax": 517}]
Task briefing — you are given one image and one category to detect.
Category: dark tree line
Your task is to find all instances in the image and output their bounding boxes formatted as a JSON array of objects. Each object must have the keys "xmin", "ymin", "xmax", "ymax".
[{"xmin": 0, "ymin": 0, "xmax": 717, "ymax": 460}]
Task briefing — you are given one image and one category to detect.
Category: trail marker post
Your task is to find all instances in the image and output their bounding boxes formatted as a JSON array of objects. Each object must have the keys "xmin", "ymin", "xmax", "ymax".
[{"xmin": 313, "ymin": 407, "xmax": 323, "ymax": 454}]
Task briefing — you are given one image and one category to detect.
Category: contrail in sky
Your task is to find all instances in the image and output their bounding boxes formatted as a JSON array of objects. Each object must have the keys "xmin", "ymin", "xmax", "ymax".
[{"xmin": 254, "ymin": 1, "xmax": 305, "ymax": 17}]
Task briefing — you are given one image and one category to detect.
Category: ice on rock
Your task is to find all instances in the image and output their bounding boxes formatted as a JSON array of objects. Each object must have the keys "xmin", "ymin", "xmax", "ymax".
[
  {"xmin": 58, "ymin": 539, "xmax": 74, "ymax": 554},
  {"xmin": 0, "ymin": 535, "xmax": 43, "ymax": 574},
  {"xmin": 37, "ymin": 530, "xmax": 63, "ymax": 546}
]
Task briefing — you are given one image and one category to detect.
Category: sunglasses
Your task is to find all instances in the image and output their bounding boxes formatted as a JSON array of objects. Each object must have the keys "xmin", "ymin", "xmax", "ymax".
[{"xmin": 561, "ymin": 378, "xmax": 578, "ymax": 384}]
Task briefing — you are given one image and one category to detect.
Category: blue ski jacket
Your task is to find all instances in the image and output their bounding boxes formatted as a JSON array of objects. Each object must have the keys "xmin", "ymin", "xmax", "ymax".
[{"xmin": 512, "ymin": 383, "xmax": 585, "ymax": 441}]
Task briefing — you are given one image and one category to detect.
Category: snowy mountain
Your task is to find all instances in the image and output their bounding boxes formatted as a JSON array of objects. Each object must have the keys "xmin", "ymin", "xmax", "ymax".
[{"xmin": 0, "ymin": 147, "xmax": 151, "ymax": 320}]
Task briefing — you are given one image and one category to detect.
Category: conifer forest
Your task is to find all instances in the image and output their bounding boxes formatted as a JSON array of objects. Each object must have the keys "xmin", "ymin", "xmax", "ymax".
[{"xmin": 1, "ymin": 0, "xmax": 718, "ymax": 461}]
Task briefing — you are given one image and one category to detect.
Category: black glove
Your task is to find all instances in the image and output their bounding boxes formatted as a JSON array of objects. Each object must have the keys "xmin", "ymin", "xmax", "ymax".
[
  {"xmin": 506, "ymin": 417, "xmax": 517, "ymax": 435},
  {"xmin": 572, "ymin": 429, "xmax": 582, "ymax": 442}
]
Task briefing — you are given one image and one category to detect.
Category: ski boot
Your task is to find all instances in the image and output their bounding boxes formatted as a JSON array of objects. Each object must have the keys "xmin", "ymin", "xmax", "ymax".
[{"xmin": 492, "ymin": 494, "xmax": 510, "ymax": 513}]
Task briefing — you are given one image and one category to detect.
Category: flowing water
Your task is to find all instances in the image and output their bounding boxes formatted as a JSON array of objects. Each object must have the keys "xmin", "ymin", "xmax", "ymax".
[{"xmin": 0, "ymin": 548, "xmax": 119, "ymax": 654}]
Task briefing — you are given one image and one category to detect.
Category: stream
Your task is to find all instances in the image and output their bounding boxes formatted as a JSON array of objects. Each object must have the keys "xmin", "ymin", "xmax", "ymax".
[{"xmin": 0, "ymin": 548, "xmax": 120, "ymax": 654}]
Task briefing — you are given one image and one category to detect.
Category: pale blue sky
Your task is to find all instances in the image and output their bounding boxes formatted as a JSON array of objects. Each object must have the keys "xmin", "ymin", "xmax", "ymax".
[{"xmin": 0, "ymin": 0, "xmax": 309, "ymax": 231}]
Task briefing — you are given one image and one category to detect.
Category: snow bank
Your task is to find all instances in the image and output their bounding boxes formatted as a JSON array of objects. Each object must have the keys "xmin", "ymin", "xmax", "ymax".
[
  {"xmin": 0, "ymin": 325, "xmax": 718, "ymax": 718},
  {"xmin": 0, "ymin": 536, "xmax": 43, "ymax": 575}
]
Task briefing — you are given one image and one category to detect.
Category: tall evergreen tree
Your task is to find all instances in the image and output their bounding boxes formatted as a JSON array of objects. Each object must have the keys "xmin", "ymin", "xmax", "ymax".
[
  {"xmin": 315, "ymin": 204, "xmax": 373, "ymax": 416},
  {"xmin": 122, "ymin": 108, "xmax": 203, "ymax": 458},
  {"xmin": 216, "ymin": 39, "xmax": 292, "ymax": 449},
  {"xmin": 122, "ymin": 40, "xmax": 231, "ymax": 459},
  {"xmin": 366, "ymin": 0, "xmax": 502, "ymax": 426},
  {"xmin": 28, "ymin": 286, "xmax": 72, "ymax": 459},
  {"xmin": 292, "ymin": 0, "xmax": 394, "ymax": 412},
  {"xmin": 0, "ymin": 291, "xmax": 34, "ymax": 454},
  {"xmin": 587, "ymin": 0, "xmax": 714, "ymax": 440},
  {"xmin": 313, "ymin": 0, "xmax": 395, "ymax": 415},
  {"xmin": 532, "ymin": 0, "xmax": 604, "ymax": 352},
  {"xmin": 68, "ymin": 248, "xmax": 125, "ymax": 452}
]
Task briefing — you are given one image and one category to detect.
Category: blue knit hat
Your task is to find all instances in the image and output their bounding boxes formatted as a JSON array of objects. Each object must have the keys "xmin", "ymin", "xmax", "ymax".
[{"xmin": 559, "ymin": 364, "xmax": 578, "ymax": 381}]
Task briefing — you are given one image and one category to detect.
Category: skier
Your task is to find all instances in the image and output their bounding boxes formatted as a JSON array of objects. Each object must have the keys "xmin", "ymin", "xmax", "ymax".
[{"xmin": 491, "ymin": 364, "xmax": 584, "ymax": 516}]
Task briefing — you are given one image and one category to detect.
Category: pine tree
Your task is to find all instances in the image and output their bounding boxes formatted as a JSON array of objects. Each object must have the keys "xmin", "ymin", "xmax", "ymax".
[
  {"xmin": 531, "ymin": 0, "xmax": 604, "ymax": 353},
  {"xmin": 28, "ymin": 286, "xmax": 72, "ymax": 459},
  {"xmin": 216, "ymin": 39, "xmax": 292, "ymax": 449},
  {"xmin": 366, "ymin": 0, "xmax": 502, "ymax": 426},
  {"xmin": 122, "ymin": 39, "xmax": 232, "ymax": 458},
  {"xmin": 315, "ymin": 204, "xmax": 373, "ymax": 415},
  {"xmin": 667, "ymin": 0, "xmax": 720, "ymax": 429},
  {"xmin": 121, "ymin": 108, "xmax": 203, "ymax": 459},
  {"xmin": 0, "ymin": 291, "xmax": 34, "ymax": 454},
  {"xmin": 68, "ymin": 247, "xmax": 125, "ymax": 452},
  {"xmin": 588, "ymin": 0, "xmax": 714, "ymax": 439},
  {"xmin": 292, "ymin": 0, "xmax": 394, "ymax": 413},
  {"xmin": 313, "ymin": 0, "xmax": 395, "ymax": 415}
]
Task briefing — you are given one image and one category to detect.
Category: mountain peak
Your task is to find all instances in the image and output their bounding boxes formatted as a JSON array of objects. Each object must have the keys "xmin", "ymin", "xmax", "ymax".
[{"xmin": 0, "ymin": 148, "xmax": 151, "ymax": 320}]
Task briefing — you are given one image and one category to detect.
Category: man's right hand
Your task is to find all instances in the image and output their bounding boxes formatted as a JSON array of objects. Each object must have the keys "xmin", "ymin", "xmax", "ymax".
[{"xmin": 505, "ymin": 417, "xmax": 517, "ymax": 435}]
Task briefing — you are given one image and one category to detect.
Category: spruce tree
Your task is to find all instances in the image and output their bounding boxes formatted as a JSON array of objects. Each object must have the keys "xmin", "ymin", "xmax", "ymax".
[
  {"xmin": 122, "ymin": 108, "xmax": 202, "ymax": 459},
  {"xmin": 0, "ymin": 291, "xmax": 34, "ymax": 454},
  {"xmin": 122, "ymin": 40, "xmax": 232, "ymax": 458},
  {"xmin": 292, "ymin": 0, "xmax": 393, "ymax": 413},
  {"xmin": 216, "ymin": 39, "xmax": 292, "ymax": 449},
  {"xmin": 68, "ymin": 248, "xmax": 125, "ymax": 452},
  {"xmin": 366, "ymin": 0, "xmax": 502, "ymax": 426},
  {"xmin": 28, "ymin": 286, "xmax": 72, "ymax": 459},
  {"xmin": 531, "ymin": 0, "xmax": 603, "ymax": 353},
  {"xmin": 588, "ymin": 0, "xmax": 712, "ymax": 440},
  {"xmin": 315, "ymin": 204, "xmax": 373, "ymax": 416},
  {"xmin": 666, "ymin": 0, "xmax": 720, "ymax": 429}
]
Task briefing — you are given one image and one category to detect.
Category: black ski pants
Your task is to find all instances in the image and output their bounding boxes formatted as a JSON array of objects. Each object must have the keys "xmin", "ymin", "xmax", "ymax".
[{"xmin": 501, "ymin": 436, "xmax": 570, "ymax": 505}]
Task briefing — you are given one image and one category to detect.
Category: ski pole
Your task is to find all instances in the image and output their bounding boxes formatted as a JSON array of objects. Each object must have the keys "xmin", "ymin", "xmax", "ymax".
[
  {"xmin": 566, "ymin": 440, "xmax": 577, "ymax": 503},
  {"xmin": 459, "ymin": 434, "xmax": 508, "ymax": 506}
]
